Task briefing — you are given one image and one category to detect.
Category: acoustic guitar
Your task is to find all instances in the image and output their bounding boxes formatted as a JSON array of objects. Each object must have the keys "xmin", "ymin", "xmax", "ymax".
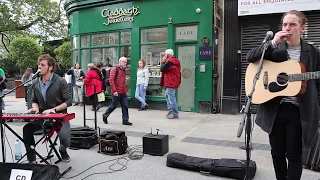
[{"xmin": 245, "ymin": 60, "xmax": 319, "ymax": 104}]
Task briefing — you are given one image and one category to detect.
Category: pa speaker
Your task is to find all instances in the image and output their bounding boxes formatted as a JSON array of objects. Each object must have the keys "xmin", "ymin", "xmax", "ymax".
[
  {"xmin": 143, "ymin": 133, "xmax": 169, "ymax": 156},
  {"xmin": 0, "ymin": 162, "xmax": 59, "ymax": 180}
]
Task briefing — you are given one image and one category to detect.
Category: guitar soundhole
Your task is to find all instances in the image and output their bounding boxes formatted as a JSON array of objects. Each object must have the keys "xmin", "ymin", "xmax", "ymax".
[{"xmin": 277, "ymin": 73, "xmax": 289, "ymax": 86}]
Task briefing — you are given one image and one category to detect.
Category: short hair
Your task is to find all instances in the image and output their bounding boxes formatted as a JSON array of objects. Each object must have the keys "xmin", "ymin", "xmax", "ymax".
[
  {"xmin": 119, "ymin": 57, "xmax": 127, "ymax": 62},
  {"xmin": 96, "ymin": 62, "xmax": 103, "ymax": 68},
  {"xmin": 165, "ymin": 49, "xmax": 174, "ymax": 56},
  {"xmin": 282, "ymin": 10, "xmax": 307, "ymax": 25},
  {"xmin": 38, "ymin": 54, "xmax": 56, "ymax": 68},
  {"xmin": 87, "ymin": 63, "xmax": 95, "ymax": 69}
]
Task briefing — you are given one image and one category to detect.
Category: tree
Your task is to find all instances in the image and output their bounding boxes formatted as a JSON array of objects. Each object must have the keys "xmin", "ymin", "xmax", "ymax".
[
  {"xmin": 0, "ymin": 58, "xmax": 20, "ymax": 78},
  {"xmin": 9, "ymin": 37, "xmax": 42, "ymax": 73},
  {"xmin": 0, "ymin": 0, "xmax": 68, "ymax": 53},
  {"xmin": 54, "ymin": 41, "xmax": 71, "ymax": 68}
]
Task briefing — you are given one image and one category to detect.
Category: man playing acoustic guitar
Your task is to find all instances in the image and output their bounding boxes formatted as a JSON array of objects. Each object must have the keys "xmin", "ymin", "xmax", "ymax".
[{"xmin": 246, "ymin": 10, "xmax": 320, "ymax": 180}]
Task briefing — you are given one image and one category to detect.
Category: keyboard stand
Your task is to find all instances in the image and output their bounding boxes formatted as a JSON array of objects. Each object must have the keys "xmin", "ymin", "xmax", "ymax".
[{"xmin": 8, "ymin": 121, "xmax": 71, "ymax": 179}]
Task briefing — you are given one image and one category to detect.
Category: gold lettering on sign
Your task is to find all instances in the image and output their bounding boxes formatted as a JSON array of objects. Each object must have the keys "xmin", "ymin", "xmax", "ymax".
[
  {"xmin": 101, "ymin": 6, "xmax": 140, "ymax": 26},
  {"xmin": 200, "ymin": 51, "xmax": 211, "ymax": 55}
]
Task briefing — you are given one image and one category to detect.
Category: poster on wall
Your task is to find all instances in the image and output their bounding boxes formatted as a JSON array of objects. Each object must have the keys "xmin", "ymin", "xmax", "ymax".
[{"xmin": 238, "ymin": 0, "xmax": 320, "ymax": 16}]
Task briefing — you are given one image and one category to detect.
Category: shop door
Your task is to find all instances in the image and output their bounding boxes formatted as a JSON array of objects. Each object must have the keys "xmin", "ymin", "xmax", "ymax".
[{"xmin": 176, "ymin": 45, "xmax": 197, "ymax": 112}]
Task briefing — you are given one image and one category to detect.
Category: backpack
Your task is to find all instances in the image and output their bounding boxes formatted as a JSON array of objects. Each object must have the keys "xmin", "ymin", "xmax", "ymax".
[{"xmin": 106, "ymin": 66, "xmax": 119, "ymax": 86}]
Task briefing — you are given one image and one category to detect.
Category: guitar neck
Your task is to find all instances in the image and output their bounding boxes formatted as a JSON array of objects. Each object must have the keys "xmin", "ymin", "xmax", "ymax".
[{"xmin": 289, "ymin": 71, "xmax": 320, "ymax": 81}]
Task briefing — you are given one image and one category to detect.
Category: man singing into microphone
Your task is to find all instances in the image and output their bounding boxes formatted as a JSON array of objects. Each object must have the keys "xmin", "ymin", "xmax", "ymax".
[
  {"xmin": 23, "ymin": 54, "xmax": 72, "ymax": 164},
  {"xmin": 246, "ymin": 10, "xmax": 320, "ymax": 180}
]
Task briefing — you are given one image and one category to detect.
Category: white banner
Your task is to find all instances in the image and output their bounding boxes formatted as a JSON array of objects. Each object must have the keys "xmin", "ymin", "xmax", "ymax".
[{"xmin": 238, "ymin": 0, "xmax": 320, "ymax": 16}]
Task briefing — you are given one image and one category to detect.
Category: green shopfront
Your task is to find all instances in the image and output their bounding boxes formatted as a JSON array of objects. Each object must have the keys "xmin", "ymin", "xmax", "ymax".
[{"xmin": 64, "ymin": 0, "xmax": 214, "ymax": 113}]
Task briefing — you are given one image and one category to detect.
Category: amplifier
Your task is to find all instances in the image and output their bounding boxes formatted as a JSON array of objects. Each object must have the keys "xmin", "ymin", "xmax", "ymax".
[
  {"xmin": 0, "ymin": 162, "xmax": 59, "ymax": 180},
  {"xmin": 143, "ymin": 133, "xmax": 169, "ymax": 156}
]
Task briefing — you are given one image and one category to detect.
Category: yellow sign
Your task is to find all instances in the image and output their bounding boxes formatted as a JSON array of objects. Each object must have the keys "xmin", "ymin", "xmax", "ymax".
[{"xmin": 101, "ymin": 6, "xmax": 140, "ymax": 26}]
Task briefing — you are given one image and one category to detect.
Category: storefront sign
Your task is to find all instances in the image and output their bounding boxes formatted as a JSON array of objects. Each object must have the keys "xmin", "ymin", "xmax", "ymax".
[
  {"xmin": 238, "ymin": 0, "xmax": 320, "ymax": 16},
  {"xmin": 101, "ymin": 6, "xmax": 140, "ymax": 25},
  {"xmin": 199, "ymin": 46, "xmax": 212, "ymax": 61},
  {"xmin": 176, "ymin": 25, "xmax": 198, "ymax": 41}
]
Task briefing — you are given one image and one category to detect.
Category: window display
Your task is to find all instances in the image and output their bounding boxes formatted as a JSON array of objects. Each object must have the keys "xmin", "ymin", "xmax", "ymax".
[
  {"xmin": 141, "ymin": 27, "xmax": 167, "ymax": 97},
  {"xmin": 92, "ymin": 32, "xmax": 118, "ymax": 46}
]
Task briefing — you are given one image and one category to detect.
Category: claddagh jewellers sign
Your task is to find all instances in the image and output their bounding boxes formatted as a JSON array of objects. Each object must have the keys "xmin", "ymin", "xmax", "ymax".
[{"xmin": 101, "ymin": 6, "xmax": 140, "ymax": 26}]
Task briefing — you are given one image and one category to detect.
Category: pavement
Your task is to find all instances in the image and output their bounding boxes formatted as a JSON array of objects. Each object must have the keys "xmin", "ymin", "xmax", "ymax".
[{"xmin": 0, "ymin": 93, "xmax": 319, "ymax": 180}]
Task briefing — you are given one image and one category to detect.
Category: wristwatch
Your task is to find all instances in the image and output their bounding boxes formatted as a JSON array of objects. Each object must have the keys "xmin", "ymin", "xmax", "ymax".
[{"xmin": 53, "ymin": 107, "xmax": 57, "ymax": 113}]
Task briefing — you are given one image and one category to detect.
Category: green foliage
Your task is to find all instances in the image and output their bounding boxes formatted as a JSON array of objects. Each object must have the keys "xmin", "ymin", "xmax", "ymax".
[
  {"xmin": 54, "ymin": 41, "xmax": 71, "ymax": 68},
  {"xmin": 0, "ymin": 58, "xmax": 20, "ymax": 78},
  {"xmin": 9, "ymin": 37, "xmax": 42, "ymax": 73},
  {"xmin": 0, "ymin": 0, "xmax": 68, "ymax": 41}
]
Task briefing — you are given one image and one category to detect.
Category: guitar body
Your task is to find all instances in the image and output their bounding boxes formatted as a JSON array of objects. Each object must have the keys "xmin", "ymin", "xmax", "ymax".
[{"xmin": 245, "ymin": 60, "xmax": 307, "ymax": 104}]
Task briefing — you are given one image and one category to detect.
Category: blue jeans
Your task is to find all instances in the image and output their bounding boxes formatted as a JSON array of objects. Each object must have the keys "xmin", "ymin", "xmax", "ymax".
[
  {"xmin": 0, "ymin": 89, "xmax": 5, "ymax": 110},
  {"xmin": 104, "ymin": 93, "xmax": 129, "ymax": 121},
  {"xmin": 165, "ymin": 88, "xmax": 178, "ymax": 117},
  {"xmin": 135, "ymin": 83, "xmax": 147, "ymax": 108}
]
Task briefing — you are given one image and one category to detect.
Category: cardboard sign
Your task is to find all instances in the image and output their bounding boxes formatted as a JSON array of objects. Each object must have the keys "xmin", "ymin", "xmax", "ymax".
[{"xmin": 10, "ymin": 169, "xmax": 33, "ymax": 180}]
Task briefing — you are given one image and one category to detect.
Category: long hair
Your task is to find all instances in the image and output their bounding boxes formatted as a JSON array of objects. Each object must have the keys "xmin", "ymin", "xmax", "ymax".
[
  {"xmin": 137, "ymin": 59, "xmax": 146, "ymax": 71},
  {"xmin": 23, "ymin": 68, "xmax": 33, "ymax": 81}
]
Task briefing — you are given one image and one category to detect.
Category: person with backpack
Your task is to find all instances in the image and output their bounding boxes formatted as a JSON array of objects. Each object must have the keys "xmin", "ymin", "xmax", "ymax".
[{"xmin": 102, "ymin": 57, "xmax": 132, "ymax": 125}]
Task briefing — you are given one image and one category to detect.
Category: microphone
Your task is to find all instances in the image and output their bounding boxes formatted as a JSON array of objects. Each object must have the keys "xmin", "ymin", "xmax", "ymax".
[
  {"xmin": 262, "ymin": 31, "xmax": 274, "ymax": 44},
  {"xmin": 34, "ymin": 69, "xmax": 42, "ymax": 77}
]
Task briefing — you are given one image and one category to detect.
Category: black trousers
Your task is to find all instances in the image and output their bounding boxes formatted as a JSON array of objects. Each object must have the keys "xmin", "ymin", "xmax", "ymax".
[{"xmin": 269, "ymin": 102, "xmax": 302, "ymax": 180}]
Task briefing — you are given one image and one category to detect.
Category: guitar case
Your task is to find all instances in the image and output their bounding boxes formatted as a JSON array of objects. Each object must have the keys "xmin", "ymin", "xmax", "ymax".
[
  {"xmin": 166, "ymin": 153, "xmax": 257, "ymax": 180},
  {"xmin": 303, "ymin": 126, "xmax": 320, "ymax": 171}
]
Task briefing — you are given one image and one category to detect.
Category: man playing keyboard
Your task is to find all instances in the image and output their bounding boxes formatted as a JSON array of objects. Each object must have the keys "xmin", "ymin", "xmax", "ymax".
[{"xmin": 24, "ymin": 54, "xmax": 72, "ymax": 164}]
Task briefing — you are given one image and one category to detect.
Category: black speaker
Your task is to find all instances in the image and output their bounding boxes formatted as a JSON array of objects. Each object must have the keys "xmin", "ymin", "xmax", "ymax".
[
  {"xmin": 0, "ymin": 162, "xmax": 60, "ymax": 180},
  {"xmin": 143, "ymin": 133, "xmax": 169, "ymax": 156}
]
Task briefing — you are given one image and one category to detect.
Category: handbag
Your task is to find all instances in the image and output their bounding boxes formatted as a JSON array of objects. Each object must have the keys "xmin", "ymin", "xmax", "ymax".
[
  {"xmin": 75, "ymin": 80, "xmax": 83, "ymax": 87},
  {"xmin": 97, "ymin": 92, "xmax": 105, "ymax": 102}
]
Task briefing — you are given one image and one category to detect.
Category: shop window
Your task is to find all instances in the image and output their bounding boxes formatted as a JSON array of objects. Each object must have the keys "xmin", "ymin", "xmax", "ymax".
[
  {"xmin": 92, "ymin": 32, "xmax": 118, "ymax": 46},
  {"xmin": 81, "ymin": 49, "xmax": 90, "ymax": 73},
  {"xmin": 92, "ymin": 47, "xmax": 118, "ymax": 66},
  {"xmin": 72, "ymin": 36, "xmax": 79, "ymax": 49},
  {"xmin": 141, "ymin": 27, "xmax": 167, "ymax": 43},
  {"xmin": 121, "ymin": 31, "xmax": 131, "ymax": 44},
  {"xmin": 141, "ymin": 27, "xmax": 167, "ymax": 97},
  {"xmin": 72, "ymin": 50, "xmax": 79, "ymax": 65},
  {"xmin": 175, "ymin": 25, "xmax": 198, "ymax": 41},
  {"xmin": 81, "ymin": 35, "xmax": 90, "ymax": 47},
  {"xmin": 121, "ymin": 46, "xmax": 131, "ymax": 96}
]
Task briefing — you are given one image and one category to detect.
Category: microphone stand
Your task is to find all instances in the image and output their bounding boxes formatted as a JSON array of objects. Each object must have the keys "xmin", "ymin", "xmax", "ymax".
[
  {"xmin": 237, "ymin": 40, "xmax": 269, "ymax": 180},
  {"xmin": 0, "ymin": 75, "xmax": 38, "ymax": 162}
]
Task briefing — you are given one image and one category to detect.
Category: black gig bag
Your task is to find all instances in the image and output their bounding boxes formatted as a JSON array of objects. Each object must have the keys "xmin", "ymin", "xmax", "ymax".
[
  {"xmin": 70, "ymin": 126, "xmax": 99, "ymax": 149},
  {"xmin": 166, "ymin": 153, "xmax": 257, "ymax": 180},
  {"xmin": 98, "ymin": 130, "xmax": 128, "ymax": 155}
]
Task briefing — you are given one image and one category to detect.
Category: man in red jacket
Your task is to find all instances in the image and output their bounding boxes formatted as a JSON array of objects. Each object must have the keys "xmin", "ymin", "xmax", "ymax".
[
  {"xmin": 160, "ymin": 49, "xmax": 181, "ymax": 119},
  {"xmin": 102, "ymin": 57, "xmax": 132, "ymax": 125}
]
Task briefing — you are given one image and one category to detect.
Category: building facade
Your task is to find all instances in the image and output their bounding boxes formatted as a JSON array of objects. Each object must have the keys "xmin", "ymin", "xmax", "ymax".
[
  {"xmin": 222, "ymin": 0, "xmax": 320, "ymax": 114},
  {"xmin": 64, "ymin": 0, "xmax": 221, "ymax": 113}
]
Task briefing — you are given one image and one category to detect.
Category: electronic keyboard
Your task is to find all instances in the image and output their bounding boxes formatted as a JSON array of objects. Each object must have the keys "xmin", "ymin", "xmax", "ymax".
[{"xmin": 2, "ymin": 113, "xmax": 75, "ymax": 122}]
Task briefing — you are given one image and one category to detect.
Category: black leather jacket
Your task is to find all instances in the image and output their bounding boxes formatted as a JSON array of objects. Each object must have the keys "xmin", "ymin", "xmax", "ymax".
[{"xmin": 31, "ymin": 73, "xmax": 72, "ymax": 113}]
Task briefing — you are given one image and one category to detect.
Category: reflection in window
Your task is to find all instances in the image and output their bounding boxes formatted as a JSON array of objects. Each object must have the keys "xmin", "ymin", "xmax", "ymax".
[
  {"xmin": 81, "ymin": 35, "xmax": 90, "ymax": 47},
  {"xmin": 141, "ymin": 27, "xmax": 167, "ymax": 43},
  {"xmin": 121, "ymin": 31, "xmax": 131, "ymax": 44},
  {"xmin": 140, "ymin": 44, "xmax": 166, "ymax": 97},
  {"xmin": 92, "ymin": 48, "xmax": 118, "ymax": 67},
  {"xmin": 72, "ymin": 36, "xmax": 79, "ymax": 49},
  {"xmin": 141, "ymin": 44, "xmax": 167, "ymax": 66},
  {"xmin": 72, "ymin": 50, "xmax": 79, "ymax": 65},
  {"xmin": 81, "ymin": 49, "xmax": 90, "ymax": 73},
  {"xmin": 92, "ymin": 32, "xmax": 118, "ymax": 46},
  {"xmin": 120, "ymin": 46, "xmax": 131, "ymax": 95}
]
